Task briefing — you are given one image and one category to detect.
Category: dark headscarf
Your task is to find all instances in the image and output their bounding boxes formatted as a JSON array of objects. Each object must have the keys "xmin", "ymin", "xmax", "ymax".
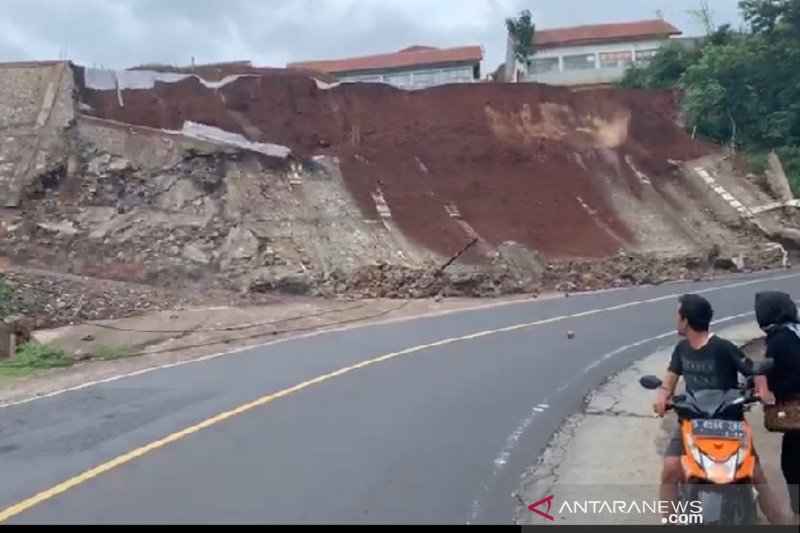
[{"xmin": 755, "ymin": 291, "xmax": 799, "ymax": 332}]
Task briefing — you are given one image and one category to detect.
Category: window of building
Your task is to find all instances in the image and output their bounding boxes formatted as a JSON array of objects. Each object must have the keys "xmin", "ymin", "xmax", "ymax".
[
  {"xmin": 384, "ymin": 72, "xmax": 412, "ymax": 86},
  {"xmin": 635, "ymin": 49, "xmax": 660, "ymax": 66},
  {"xmin": 562, "ymin": 54, "xmax": 596, "ymax": 71},
  {"xmin": 598, "ymin": 51, "xmax": 633, "ymax": 69},
  {"xmin": 412, "ymin": 71, "xmax": 439, "ymax": 85},
  {"xmin": 441, "ymin": 67, "xmax": 473, "ymax": 81},
  {"xmin": 529, "ymin": 57, "xmax": 559, "ymax": 74},
  {"xmin": 342, "ymin": 74, "xmax": 381, "ymax": 83}
]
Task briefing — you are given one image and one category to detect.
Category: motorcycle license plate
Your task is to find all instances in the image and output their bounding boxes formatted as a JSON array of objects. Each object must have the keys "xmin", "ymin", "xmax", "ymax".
[
  {"xmin": 691, "ymin": 419, "xmax": 745, "ymax": 438},
  {"xmin": 698, "ymin": 491, "xmax": 723, "ymax": 522}
]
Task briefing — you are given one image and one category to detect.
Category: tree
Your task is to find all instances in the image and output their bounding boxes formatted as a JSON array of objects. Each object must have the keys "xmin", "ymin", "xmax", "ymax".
[
  {"xmin": 687, "ymin": 0, "xmax": 716, "ymax": 36},
  {"xmin": 505, "ymin": 9, "xmax": 536, "ymax": 67},
  {"xmin": 618, "ymin": 41, "xmax": 700, "ymax": 89},
  {"xmin": 618, "ymin": 0, "xmax": 800, "ymax": 189},
  {"xmin": 740, "ymin": 0, "xmax": 788, "ymax": 35}
]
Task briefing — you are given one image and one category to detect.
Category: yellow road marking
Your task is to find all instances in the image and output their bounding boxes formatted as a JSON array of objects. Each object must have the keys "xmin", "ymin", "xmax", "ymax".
[{"xmin": 0, "ymin": 271, "xmax": 796, "ymax": 522}]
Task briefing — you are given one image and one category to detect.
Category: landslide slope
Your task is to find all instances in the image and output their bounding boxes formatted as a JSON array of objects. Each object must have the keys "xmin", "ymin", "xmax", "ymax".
[{"xmin": 75, "ymin": 66, "xmax": 716, "ymax": 261}]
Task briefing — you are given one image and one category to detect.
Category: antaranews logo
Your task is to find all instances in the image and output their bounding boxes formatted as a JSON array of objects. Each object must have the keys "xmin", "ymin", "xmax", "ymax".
[
  {"xmin": 528, "ymin": 495, "xmax": 703, "ymax": 524},
  {"xmin": 528, "ymin": 495, "xmax": 555, "ymax": 521}
]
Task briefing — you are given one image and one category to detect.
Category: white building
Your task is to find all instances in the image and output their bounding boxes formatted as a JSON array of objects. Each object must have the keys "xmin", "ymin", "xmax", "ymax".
[
  {"xmin": 504, "ymin": 19, "xmax": 682, "ymax": 87},
  {"xmin": 288, "ymin": 45, "xmax": 484, "ymax": 90}
]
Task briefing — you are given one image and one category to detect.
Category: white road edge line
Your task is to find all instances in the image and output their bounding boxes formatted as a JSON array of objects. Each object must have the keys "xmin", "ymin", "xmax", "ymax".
[{"xmin": 1, "ymin": 271, "xmax": 798, "ymax": 410}]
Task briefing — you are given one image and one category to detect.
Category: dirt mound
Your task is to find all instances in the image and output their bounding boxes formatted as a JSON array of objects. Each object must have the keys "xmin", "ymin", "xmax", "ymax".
[
  {"xmin": 0, "ymin": 266, "xmax": 279, "ymax": 329},
  {"xmin": 75, "ymin": 67, "xmax": 712, "ymax": 261}
]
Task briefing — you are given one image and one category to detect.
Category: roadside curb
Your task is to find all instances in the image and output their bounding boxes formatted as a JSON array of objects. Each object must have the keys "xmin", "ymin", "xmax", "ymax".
[{"xmin": 514, "ymin": 321, "xmax": 784, "ymax": 525}]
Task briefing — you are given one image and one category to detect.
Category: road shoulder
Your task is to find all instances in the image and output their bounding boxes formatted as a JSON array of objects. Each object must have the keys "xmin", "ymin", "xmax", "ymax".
[{"xmin": 515, "ymin": 321, "xmax": 790, "ymax": 525}]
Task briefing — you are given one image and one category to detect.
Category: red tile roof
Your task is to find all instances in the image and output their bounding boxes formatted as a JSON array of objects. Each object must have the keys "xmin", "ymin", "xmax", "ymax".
[
  {"xmin": 287, "ymin": 45, "xmax": 483, "ymax": 74},
  {"xmin": 533, "ymin": 19, "xmax": 681, "ymax": 49}
]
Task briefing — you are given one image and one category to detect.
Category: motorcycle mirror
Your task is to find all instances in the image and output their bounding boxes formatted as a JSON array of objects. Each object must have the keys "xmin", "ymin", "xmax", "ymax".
[{"xmin": 639, "ymin": 375, "xmax": 662, "ymax": 390}]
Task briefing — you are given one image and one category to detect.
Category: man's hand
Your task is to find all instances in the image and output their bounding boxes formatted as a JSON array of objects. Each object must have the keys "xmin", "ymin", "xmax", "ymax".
[
  {"xmin": 653, "ymin": 389, "xmax": 670, "ymax": 417},
  {"xmin": 758, "ymin": 388, "xmax": 776, "ymax": 406}
]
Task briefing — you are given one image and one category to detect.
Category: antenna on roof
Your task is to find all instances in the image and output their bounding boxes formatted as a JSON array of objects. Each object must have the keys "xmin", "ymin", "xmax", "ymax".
[{"xmin": 655, "ymin": 9, "xmax": 664, "ymax": 19}]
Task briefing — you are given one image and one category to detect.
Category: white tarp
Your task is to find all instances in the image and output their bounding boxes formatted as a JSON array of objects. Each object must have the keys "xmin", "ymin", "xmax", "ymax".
[
  {"xmin": 314, "ymin": 78, "xmax": 340, "ymax": 90},
  {"xmin": 179, "ymin": 121, "xmax": 291, "ymax": 159},
  {"xmin": 83, "ymin": 67, "xmax": 252, "ymax": 91}
]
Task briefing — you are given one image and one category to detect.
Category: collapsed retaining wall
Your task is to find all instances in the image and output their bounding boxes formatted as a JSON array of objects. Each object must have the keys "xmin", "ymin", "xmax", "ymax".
[
  {"xmin": 0, "ymin": 62, "xmax": 791, "ymax": 299},
  {"xmin": 0, "ymin": 61, "xmax": 74, "ymax": 207}
]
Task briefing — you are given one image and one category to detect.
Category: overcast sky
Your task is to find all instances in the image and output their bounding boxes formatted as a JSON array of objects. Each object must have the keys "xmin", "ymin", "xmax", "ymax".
[{"xmin": 0, "ymin": 0, "xmax": 744, "ymax": 71}]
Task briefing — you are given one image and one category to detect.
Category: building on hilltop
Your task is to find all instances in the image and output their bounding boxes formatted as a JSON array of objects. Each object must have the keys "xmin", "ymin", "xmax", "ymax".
[
  {"xmin": 287, "ymin": 45, "xmax": 484, "ymax": 89},
  {"xmin": 504, "ymin": 18, "xmax": 682, "ymax": 87}
]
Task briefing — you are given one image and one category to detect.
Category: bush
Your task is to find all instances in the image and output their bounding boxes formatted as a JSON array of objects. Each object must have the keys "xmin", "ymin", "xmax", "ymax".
[{"xmin": 0, "ymin": 341, "xmax": 73, "ymax": 369}]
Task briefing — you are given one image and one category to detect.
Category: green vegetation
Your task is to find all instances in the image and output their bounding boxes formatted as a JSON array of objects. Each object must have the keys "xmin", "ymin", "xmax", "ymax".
[
  {"xmin": 506, "ymin": 9, "xmax": 536, "ymax": 68},
  {"xmin": 619, "ymin": 0, "xmax": 800, "ymax": 193},
  {"xmin": 0, "ymin": 341, "xmax": 72, "ymax": 371},
  {"xmin": 89, "ymin": 344, "xmax": 134, "ymax": 361}
]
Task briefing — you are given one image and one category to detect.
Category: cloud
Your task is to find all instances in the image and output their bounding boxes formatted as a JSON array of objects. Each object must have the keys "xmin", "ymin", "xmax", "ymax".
[{"xmin": 0, "ymin": 0, "xmax": 744, "ymax": 71}]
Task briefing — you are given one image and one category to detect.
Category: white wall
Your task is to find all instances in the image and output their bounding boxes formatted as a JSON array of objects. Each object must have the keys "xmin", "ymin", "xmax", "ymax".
[
  {"xmin": 337, "ymin": 64, "xmax": 476, "ymax": 89},
  {"xmin": 506, "ymin": 36, "xmax": 670, "ymax": 86}
]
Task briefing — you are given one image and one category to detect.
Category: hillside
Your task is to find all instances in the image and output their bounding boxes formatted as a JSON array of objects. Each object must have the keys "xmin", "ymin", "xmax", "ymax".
[{"xmin": 0, "ymin": 61, "xmax": 794, "ymax": 324}]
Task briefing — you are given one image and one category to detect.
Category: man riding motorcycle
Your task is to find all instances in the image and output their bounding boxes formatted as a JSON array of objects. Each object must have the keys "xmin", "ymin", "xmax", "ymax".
[{"xmin": 652, "ymin": 294, "xmax": 783, "ymax": 524}]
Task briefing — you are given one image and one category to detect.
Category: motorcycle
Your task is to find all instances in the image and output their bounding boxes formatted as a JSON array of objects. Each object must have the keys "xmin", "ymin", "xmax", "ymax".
[{"xmin": 640, "ymin": 360, "xmax": 772, "ymax": 526}]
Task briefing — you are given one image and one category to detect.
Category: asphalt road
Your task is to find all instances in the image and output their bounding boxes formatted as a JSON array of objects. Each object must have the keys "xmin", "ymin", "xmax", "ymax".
[{"xmin": 1, "ymin": 270, "xmax": 799, "ymax": 524}]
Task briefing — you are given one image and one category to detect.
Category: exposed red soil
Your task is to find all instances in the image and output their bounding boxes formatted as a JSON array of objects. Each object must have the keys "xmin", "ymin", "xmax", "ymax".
[{"xmin": 74, "ymin": 66, "xmax": 714, "ymax": 260}]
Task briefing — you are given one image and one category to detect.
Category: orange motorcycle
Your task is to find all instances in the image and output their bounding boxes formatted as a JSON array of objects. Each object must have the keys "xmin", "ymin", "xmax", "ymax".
[{"xmin": 640, "ymin": 367, "xmax": 771, "ymax": 526}]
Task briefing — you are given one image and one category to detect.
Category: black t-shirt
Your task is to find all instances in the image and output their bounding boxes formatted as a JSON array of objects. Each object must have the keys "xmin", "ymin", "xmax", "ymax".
[
  {"xmin": 667, "ymin": 335, "xmax": 755, "ymax": 393},
  {"xmin": 764, "ymin": 326, "xmax": 800, "ymax": 399}
]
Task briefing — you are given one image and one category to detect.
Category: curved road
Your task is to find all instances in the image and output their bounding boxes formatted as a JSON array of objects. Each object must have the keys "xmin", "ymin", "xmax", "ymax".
[{"xmin": 1, "ymin": 271, "xmax": 799, "ymax": 524}]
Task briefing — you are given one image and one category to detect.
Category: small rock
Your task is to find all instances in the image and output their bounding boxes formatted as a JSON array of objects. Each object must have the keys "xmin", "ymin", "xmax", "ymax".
[
  {"xmin": 81, "ymin": 333, "xmax": 95, "ymax": 342},
  {"xmin": 73, "ymin": 349, "xmax": 91, "ymax": 361}
]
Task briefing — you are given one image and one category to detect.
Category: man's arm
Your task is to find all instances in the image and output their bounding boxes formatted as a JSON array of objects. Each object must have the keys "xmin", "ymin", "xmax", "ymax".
[
  {"xmin": 664, "ymin": 344, "xmax": 683, "ymax": 392},
  {"xmin": 727, "ymin": 340, "xmax": 775, "ymax": 404},
  {"xmin": 727, "ymin": 341, "xmax": 757, "ymax": 376},
  {"xmin": 661, "ymin": 371, "xmax": 680, "ymax": 396},
  {"xmin": 654, "ymin": 347, "xmax": 682, "ymax": 416}
]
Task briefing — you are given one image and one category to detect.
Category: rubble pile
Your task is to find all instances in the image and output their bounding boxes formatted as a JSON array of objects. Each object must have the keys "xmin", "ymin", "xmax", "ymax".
[
  {"xmin": 310, "ymin": 246, "xmax": 788, "ymax": 300},
  {"xmin": 542, "ymin": 247, "xmax": 787, "ymax": 293},
  {"xmin": 3, "ymin": 146, "xmax": 298, "ymax": 290},
  {"xmin": 0, "ymin": 268, "xmax": 279, "ymax": 329},
  {"xmin": 314, "ymin": 263, "xmax": 535, "ymax": 299}
]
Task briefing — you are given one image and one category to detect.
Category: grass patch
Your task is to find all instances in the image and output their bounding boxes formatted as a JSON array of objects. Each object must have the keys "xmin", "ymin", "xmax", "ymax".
[
  {"xmin": 90, "ymin": 344, "xmax": 134, "ymax": 361},
  {"xmin": 0, "ymin": 365, "xmax": 41, "ymax": 379},
  {"xmin": 0, "ymin": 341, "xmax": 73, "ymax": 370}
]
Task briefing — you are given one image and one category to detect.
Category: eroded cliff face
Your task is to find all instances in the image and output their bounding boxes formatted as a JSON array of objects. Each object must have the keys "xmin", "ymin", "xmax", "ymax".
[{"xmin": 0, "ymin": 62, "xmax": 789, "ymax": 312}]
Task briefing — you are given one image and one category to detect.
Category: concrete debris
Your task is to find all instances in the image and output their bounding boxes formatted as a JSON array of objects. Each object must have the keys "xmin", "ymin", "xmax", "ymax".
[{"xmin": 0, "ymin": 268, "xmax": 278, "ymax": 329}]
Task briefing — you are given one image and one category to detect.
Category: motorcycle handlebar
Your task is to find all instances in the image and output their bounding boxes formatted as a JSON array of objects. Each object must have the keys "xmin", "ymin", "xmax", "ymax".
[{"xmin": 664, "ymin": 391, "xmax": 760, "ymax": 413}]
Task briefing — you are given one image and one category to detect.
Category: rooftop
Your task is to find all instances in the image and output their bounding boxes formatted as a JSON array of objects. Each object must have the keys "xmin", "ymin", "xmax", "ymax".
[
  {"xmin": 287, "ymin": 45, "xmax": 484, "ymax": 74},
  {"xmin": 532, "ymin": 19, "xmax": 681, "ymax": 48}
]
